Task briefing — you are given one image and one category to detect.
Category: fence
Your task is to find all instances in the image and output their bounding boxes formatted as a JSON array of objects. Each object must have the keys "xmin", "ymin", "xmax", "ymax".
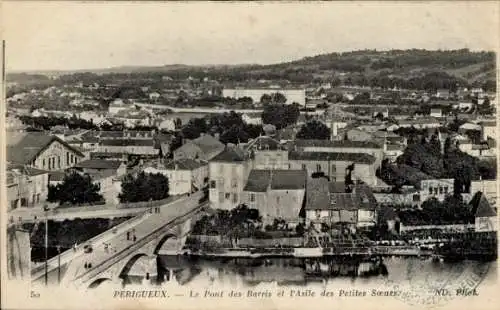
[
  {"xmin": 400, "ymin": 223, "xmax": 474, "ymax": 233},
  {"xmin": 237, "ymin": 237, "xmax": 304, "ymax": 248}
]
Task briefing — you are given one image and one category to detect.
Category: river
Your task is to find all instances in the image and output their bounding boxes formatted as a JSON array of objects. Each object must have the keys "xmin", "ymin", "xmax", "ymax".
[{"xmin": 121, "ymin": 256, "xmax": 497, "ymax": 294}]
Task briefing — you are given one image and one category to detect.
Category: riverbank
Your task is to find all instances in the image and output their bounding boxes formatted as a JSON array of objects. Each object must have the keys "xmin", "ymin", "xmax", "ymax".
[{"xmin": 169, "ymin": 245, "xmax": 435, "ymax": 258}]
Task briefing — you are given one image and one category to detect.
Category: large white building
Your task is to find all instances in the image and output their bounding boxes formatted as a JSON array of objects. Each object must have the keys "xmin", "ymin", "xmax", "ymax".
[{"xmin": 222, "ymin": 88, "xmax": 306, "ymax": 106}]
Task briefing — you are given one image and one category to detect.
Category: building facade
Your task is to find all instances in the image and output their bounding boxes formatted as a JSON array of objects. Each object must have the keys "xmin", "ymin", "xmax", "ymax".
[{"xmin": 208, "ymin": 147, "xmax": 252, "ymax": 210}]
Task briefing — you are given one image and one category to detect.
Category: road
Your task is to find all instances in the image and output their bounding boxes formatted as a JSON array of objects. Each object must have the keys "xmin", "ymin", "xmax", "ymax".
[
  {"xmin": 10, "ymin": 195, "xmax": 180, "ymax": 223},
  {"xmin": 59, "ymin": 192, "xmax": 204, "ymax": 287}
]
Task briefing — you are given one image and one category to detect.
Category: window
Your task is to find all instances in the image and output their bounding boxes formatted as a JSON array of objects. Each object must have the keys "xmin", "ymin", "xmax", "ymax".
[
  {"xmin": 48, "ymin": 158, "xmax": 51, "ymax": 170},
  {"xmin": 276, "ymin": 196, "xmax": 280, "ymax": 204},
  {"xmin": 70, "ymin": 154, "xmax": 74, "ymax": 164},
  {"xmin": 250, "ymin": 193, "xmax": 255, "ymax": 202},
  {"xmin": 316, "ymin": 164, "xmax": 322, "ymax": 172},
  {"xmin": 231, "ymin": 179, "xmax": 237, "ymax": 188},
  {"xmin": 43, "ymin": 159, "xmax": 46, "ymax": 169},
  {"xmin": 428, "ymin": 188, "xmax": 433, "ymax": 195},
  {"xmin": 301, "ymin": 164, "xmax": 306, "ymax": 170},
  {"xmin": 232, "ymin": 193, "xmax": 238, "ymax": 204},
  {"xmin": 288, "ymin": 163, "xmax": 291, "ymax": 169},
  {"xmin": 439, "ymin": 187, "xmax": 443, "ymax": 194},
  {"xmin": 58, "ymin": 156, "xmax": 61, "ymax": 168},
  {"xmin": 444, "ymin": 187, "xmax": 449, "ymax": 193},
  {"xmin": 225, "ymin": 193, "xmax": 230, "ymax": 199},
  {"xmin": 413, "ymin": 194, "xmax": 420, "ymax": 202},
  {"xmin": 66, "ymin": 152, "xmax": 70, "ymax": 166},
  {"xmin": 434, "ymin": 187, "xmax": 438, "ymax": 195},
  {"xmin": 210, "ymin": 180, "xmax": 216, "ymax": 188}
]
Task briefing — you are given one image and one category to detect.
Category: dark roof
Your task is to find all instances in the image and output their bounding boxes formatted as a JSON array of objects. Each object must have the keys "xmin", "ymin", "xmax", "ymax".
[
  {"xmin": 90, "ymin": 152, "xmax": 126, "ymax": 159},
  {"xmin": 163, "ymin": 158, "xmax": 207, "ymax": 170},
  {"xmin": 305, "ymin": 178, "xmax": 331, "ymax": 210},
  {"xmin": 288, "ymin": 151, "xmax": 376, "ymax": 164},
  {"xmin": 7, "ymin": 132, "xmax": 83, "ymax": 165},
  {"xmin": 246, "ymin": 136, "xmax": 282, "ymax": 151},
  {"xmin": 74, "ymin": 159, "xmax": 123, "ymax": 170},
  {"xmin": 100, "ymin": 139, "xmax": 155, "ymax": 147},
  {"xmin": 329, "ymin": 182, "xmax": 346, "ymax": 193},
  {"xmin": 470, "ymin": 192, "xmax": 496, "ymax": 217},
  {"xmin": 243, "ymin": 170, "xmax": 272, "ymax": 192},
  {"xmin": 305, "ymin": 179, "xmax": 377, "ymax": 211},
  {"xmin": 244, "ymin": 169, "xmax": 307, "ymax": 192},
  {"xmin": 7, "ymin": 164, "xmax": 49, "ymax": 176},
  {"xmin": 210, "ymin": 146, "xmax": 248, "ymax": 162},
  {"xmin": 294, "ymin": 139, "xmax": 381, "ymax": 149},
  {"xmin": 191, "ymin": 135, "xmax": 225, "ymax": 154},
  {"xmin": 270, "ymin": 170, "xmax": 307, "ymax": 190}
]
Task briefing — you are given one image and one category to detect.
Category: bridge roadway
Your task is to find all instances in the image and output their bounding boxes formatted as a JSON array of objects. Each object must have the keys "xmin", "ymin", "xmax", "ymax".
[
  {"xmin": 31, "ymin": 192, "xmax": 204, "ymax": 285},
  {"xmin": 10, "ymin": 195, "xmax": 181, "ymax": 223},
  {"xmin": 60, "ymin": 192, "xmax": 204, "ymax": 288}
]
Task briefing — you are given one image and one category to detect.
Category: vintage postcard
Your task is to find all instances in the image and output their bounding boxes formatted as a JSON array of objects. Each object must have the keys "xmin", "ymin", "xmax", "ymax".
[{"xmin": 1, "ymin": 1, "xmax": 498, "ymax": 310}]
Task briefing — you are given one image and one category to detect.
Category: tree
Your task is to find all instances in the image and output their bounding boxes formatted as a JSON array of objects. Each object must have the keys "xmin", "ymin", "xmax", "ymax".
[
  {"xmin": 47, "ymin": 172, "xmax": 103, "ymax": 205},
  {"xmin": 119, "ymin": 172, "xmax": 169, "ymax": 203},
  {"xmin": 271, "ymin": 92, "xmax": 287, "ymax": 104},
  {"xmin": 296, "ymin": 120, "xmax": 331, "ymax": 140},
  {"xmin": 261, "ymin": 104, "xmax": 299, "ymax": 129},
  {"xmin": 260, "ymin": 94, "xmax": 272, "ymax": 104}
]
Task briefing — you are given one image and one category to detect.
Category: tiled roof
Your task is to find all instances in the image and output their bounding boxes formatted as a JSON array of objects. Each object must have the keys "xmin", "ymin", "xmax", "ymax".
[
  {"xmin": 305, "ymin": 178, "xmax": 332, "ymax": 211},
  {"xmin": 288, "ymin": 151, "xmax": 376, "ymax": 164},
  {"xmin": 294, "ymin": 139, "xmax": 381, "ymax": 149},
  {"xmin": 7, "ymin": 132, "xmax": 83, "ymax": 165},
  {"xmin": 163, "ymin": 158, "xmax": 207, "ymax": 171},
  {"xmin": 100, "ymin": 139, "xmax": 155, "ymax": 147},
  {"xmin": 270, "ymin": 170, "xmax": 307, "ymax": 190},
  {"xmin": 7, "ymin": 164, "xmax": 49, "ymax": 177},
  {"xmin": 244, "ymin": 169, "xmax": 307, "ymax": 192},
  {"xmin": 74, "ymin": 159, "xmax": 123, "ymax": 170},
  {"xmin": 470, "ymin": 191, "xmax": 497, "ymax": 217},
  {"xmin": 243, "ymin": 170, "xmax": 271, "ymax": 192},
  {"xmin": 246, "ymin": 136, "xmax": 282, "ymax": 151},
  {"xmin": 328, "ymin": 182, "xmax": 346, "ymax": 193},
  {"xmin": 210, "ymin": 146, "xmax": 247, "ymax": 162},
  {"xmin": 191, "ymin": 135, "xmax": 225, "ymax": 154},
  {"xmin": 90, "ymin": 152, "xmax": 127, "ymax": 159}
]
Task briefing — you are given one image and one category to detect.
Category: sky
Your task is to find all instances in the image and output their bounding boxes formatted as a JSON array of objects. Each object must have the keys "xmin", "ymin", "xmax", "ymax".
[{"xmin": 2, "ymin": 1, "xmax": 499, "ymax": 72}]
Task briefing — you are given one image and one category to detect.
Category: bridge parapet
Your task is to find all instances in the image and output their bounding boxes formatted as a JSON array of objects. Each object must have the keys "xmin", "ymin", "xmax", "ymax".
[{"xmin": 71, "ymin": 196, "xmax": 204, "ymax": 289}]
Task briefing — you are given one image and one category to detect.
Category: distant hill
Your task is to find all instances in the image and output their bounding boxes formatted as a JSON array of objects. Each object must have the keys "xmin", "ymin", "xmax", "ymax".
[{"xmin": 7, "ymin": 49, "xmax": 496, "ymax": 86}]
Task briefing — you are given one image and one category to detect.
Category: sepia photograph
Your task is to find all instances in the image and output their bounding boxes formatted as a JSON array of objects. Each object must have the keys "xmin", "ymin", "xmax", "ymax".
[{"xmin": 1, "ymin": 1, "xmax": 498, "ymax": 310}]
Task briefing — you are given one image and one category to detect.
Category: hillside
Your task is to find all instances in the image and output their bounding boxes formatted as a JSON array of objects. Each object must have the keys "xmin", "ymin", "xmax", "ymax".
[{"xmin": 7, "ymin": 49, "xmax": 496, "ymax": 88}]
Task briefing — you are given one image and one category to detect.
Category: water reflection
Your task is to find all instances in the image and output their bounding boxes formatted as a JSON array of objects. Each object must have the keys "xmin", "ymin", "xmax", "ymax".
[
  {"xmin": 150, "ymin": 256, "xmax": 389, "ymax": 287},
  {"xmin": 112, "ymin": 255, "xmax": 498, "ymax": 292}
]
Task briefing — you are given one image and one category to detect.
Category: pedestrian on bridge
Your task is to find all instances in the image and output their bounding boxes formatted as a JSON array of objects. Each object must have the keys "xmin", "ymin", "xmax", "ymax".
[
  {"xmin": 126, "ymin": 231, "xmax": 130, "ymax": 241},
  {"xmin": 133, "ymin": 235, "xmax": 137, "ymax": 242}
]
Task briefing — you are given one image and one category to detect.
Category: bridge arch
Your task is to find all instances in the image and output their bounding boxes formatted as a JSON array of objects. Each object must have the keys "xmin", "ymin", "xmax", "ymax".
[
  {"xmin": 87, "ymin": 277, "xmax": 112, "ymax": 289},
  {"xmin": 153, "ymin": 233, "xmax": 177, "ymax": 255},
  {"xmin": 118, "ymin": 253, "xmax": 150, "ymax": 279}
]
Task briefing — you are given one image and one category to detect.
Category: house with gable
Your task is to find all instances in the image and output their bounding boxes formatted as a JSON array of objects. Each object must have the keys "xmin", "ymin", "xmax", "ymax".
[
  {"xmin": 470, "ymin": 191, "xmax": 497, "ymax": 232},
  {"xmin": 241, "ymin": 169, "xmax": 307, "ymax": 226},
  {"xmin": 7, "ymin": 132, "xmax": 84, "ymax": 171}
]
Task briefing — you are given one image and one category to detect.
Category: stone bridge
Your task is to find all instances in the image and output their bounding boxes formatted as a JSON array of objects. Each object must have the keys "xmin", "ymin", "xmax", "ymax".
[{"xmin": 71, "ymin": 215, "xmax": 198, "ymax": 290}]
